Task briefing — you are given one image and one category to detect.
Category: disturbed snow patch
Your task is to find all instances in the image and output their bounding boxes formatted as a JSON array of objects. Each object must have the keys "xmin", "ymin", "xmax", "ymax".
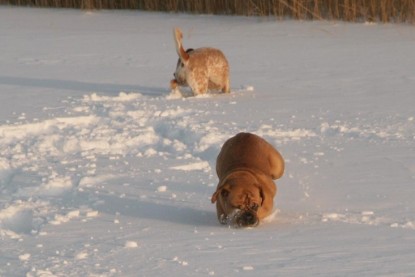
[{"xmin": 170, "ymin": 161, "xmax": 211, "ymax": 172}]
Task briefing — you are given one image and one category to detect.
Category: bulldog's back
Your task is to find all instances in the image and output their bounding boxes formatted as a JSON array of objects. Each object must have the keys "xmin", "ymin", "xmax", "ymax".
[{"xmin": 216, "ymin": 132, "xmax": 283, "ymax": 180}]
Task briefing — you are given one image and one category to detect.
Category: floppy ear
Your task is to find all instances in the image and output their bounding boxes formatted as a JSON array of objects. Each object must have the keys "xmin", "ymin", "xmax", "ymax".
[
  {"xmin": 259, "ymin": 187, "xmax": 265, "ymax": 206},
  {"xmin": 256, "ymin": 181, "xmax": 272, "ymax": 208},
  {"xmin": 211, "ymin": 190, "xmax": 219, "ymax": 203},
  {"xmin": 211, "ymin": 184, "xmax": 230, "ymax": 203},
  {"xmin": 256, "ymin": 179, "xmax": 277, "ymax": 211}
]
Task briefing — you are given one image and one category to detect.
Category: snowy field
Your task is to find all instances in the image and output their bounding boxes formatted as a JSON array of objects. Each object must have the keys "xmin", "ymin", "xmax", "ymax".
[{"xmin": 1, "ymin": 7, "xmax": 415, "ymax": 276}]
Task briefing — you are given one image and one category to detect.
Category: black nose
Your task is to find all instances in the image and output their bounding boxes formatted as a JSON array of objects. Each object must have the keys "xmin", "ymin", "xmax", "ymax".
[{"xmin": 236, "ymin": 211, "xmax": 259, "ymax": 227}]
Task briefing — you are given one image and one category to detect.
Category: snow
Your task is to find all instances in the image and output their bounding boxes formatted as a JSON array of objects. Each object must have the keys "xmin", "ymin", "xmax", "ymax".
[
  {"xmin": 1, "ymin": 6, "xmax": 415, "ymax": 276},
  {"xmin": 124, "ymin": 241, "xmax": 139, "ymax": 248}
]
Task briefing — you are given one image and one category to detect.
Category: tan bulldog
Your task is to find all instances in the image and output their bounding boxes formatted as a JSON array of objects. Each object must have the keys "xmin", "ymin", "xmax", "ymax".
[{"xmin": 211, "ymin": 133, "xmax": 284, "ymax": 227}]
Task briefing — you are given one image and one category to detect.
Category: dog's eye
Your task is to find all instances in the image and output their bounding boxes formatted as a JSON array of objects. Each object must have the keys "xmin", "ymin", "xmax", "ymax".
[
  {"xmin": 251, "ymin": 204, "xmax": 259, "ymax": 211},
  {"xmin": 180, "ymin": 62, "xmax": 184, "ymax": 67}
]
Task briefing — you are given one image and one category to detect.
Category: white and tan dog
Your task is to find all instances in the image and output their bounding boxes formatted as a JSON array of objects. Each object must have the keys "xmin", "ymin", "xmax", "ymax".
[
  {"xmin": 170, "ymin": 28, "xmax": 230, "ymax": 96},
  {"xmin": 211, "ymin": 133, "xmax": 285, "ymax": 227}
]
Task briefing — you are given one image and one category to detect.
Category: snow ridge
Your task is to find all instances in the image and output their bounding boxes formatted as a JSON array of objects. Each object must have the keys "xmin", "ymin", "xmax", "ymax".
[{"xmin": 2, "ymin": 91, "xmax": 413, "ymax": 241}]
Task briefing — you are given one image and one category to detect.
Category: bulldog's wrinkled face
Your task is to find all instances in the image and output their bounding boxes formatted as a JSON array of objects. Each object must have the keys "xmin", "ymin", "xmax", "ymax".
[
  {"xmin": 218, "ymin": 181, "xmax": 263, "ymax": 227},
  {"xmin": 173, "ymin": 48, "xmax": 193, "ymax": 86}
]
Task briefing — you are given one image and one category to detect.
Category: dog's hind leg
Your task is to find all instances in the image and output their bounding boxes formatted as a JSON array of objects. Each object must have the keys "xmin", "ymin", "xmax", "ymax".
[
  {"xmin": 190, "ymin": 77, "xmax": 209, "ymax": 95},
  {"xmin": 268, "ymin": 148, "xmax": 285, "ymax": 180},
  {"xmin": 222, "ymin": 79, "xmax": 230, "ymax": 93}
]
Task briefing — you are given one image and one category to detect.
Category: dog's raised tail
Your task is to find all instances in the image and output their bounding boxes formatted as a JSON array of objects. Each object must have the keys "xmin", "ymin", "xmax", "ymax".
[{"xmin": 173, "ymin": 27, "xmax": 190, "ymax": 63}]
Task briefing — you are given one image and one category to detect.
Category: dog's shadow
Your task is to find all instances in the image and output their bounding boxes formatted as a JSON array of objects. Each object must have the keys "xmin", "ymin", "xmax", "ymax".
[
  {"xmin": 0, "ymin": 75, "xmax": 168, "ymax": 97},
  {"xmin": 77, "ymin": 191, "xmax": 218, "ymax": 227}
]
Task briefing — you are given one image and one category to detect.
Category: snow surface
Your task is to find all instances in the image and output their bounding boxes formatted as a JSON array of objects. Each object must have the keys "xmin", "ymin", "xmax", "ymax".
[{"xmin": 1, "ymin": 7, "xmax": 415, "ymax": 277}]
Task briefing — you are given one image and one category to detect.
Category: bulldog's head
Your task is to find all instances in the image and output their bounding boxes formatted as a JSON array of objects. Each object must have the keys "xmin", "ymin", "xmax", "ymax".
[{"xmin": 211, "ymin": 172, "xmax": 264, "ymax": 227}]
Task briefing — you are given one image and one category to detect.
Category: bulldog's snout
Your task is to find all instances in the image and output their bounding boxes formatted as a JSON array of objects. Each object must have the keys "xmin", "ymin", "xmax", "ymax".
[{"xmin": 236, "ymin": 210, "xmax": 259, "ymax": 227}]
